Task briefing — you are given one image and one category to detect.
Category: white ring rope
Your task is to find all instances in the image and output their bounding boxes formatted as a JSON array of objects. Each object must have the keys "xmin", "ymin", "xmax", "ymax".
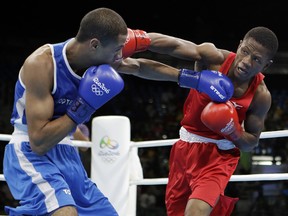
[
  {"xmin": 130, "ymin": 173, "xmax": 288, "ymax": 186},
  {"xmin": 130, "ymin": 129, "xmax": 288, "ymax": 149},
  {"xmin": 71, "ymin": 140, "xmax": 92, "ymax": 148},
  {"xmin": 1, "ymin": 129, "xmax": 288, "ymax": 183},
  {"xmin": 130, "ymin": 139, "xmax": 178, "ymax": 148}
]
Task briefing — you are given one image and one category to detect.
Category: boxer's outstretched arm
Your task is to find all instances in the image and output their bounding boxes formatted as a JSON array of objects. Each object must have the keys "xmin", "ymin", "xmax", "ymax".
[
  {"xmin": 117, "ymin": 58, "xmax": 233, "ymax": 102},
  {"xmin": 122, "ymin": 30, "xmax": 218, "ymax": 61},
  {"xmin": 117, "ymin": 57, "xmax": 179, "ymax": 82},
  {"xmin": 147, "ymin": 33, "xmax": 225, "ymax": 63}
]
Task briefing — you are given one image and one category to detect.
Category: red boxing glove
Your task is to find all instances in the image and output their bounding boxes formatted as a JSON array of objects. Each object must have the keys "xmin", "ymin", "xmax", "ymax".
[
  {"xmin": 200, "ymin": 101, "xmax": 243, "ymax": 141},
  {"xmin": 122, "ymin": 28, "xmax": 151, "ymax": 58}
]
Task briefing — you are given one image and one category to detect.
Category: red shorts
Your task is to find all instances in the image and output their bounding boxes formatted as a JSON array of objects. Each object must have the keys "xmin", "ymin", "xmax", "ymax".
[{"xmin": 165, "ymin": 140, "xmax": 240, "ymax": 216}]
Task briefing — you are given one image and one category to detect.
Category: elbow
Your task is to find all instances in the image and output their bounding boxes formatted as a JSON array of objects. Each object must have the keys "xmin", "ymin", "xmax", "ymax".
[
  {"xmin": 239, "ymin": 146, "xmax": 254, "ymax": 153},
  {"xmin": 28, "ymin": 130, "xmax": 50, "ymax": 155},
  {"xmin": 235, "ymin": 133, "xmax": 259, "ymax": 152},
  {"xmin": 237, "ymin": 142, "xmax": 258, "ymax": 152},
  {"xmin": 29, "ymin": 137, "xmax": 48, "ymax": 156},
  {"xmin": 30, "ymin": 143, "xmax": 47, "ymax": 156}
]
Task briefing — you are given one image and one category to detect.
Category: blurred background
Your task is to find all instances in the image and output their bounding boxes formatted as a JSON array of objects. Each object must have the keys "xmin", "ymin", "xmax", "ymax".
[{"xmin": 1, "ymin": 1, "xmax": 288, "ymax": 215}]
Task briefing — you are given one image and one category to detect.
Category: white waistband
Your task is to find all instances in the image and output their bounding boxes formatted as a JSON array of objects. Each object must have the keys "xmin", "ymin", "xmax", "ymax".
[
  {"xmin": 10, "ymin": 127, "xmax": 72, "ymax": 145},
  {"xmin": 179, "ymin": 127, "xmax": 236, "ymax": 150}
]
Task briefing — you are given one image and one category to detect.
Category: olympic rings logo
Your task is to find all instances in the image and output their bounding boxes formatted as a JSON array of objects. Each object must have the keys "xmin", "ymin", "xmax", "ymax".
[
  {"xmin": 101, "ymin": 156, "xmax": 117, "ymax": 163},
  {"xmin": 91, "ymin": 84, "xmax": 104, "ymax": 96}
]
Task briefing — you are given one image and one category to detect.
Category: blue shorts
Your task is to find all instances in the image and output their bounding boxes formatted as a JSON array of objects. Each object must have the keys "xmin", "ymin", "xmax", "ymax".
[{"xmin": 3, "ymin": 135, "xmax": 118, "ymax": 216}]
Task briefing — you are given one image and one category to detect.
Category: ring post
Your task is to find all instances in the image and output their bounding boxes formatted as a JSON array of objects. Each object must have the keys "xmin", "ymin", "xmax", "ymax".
[{"xmin": 91, "ymin": 115, "xmax": 135, "ymax": 216}]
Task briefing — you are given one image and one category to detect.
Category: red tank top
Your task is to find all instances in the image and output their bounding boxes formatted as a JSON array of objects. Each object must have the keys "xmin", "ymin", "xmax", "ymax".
[{"xmin": 180, "ymin": 52, "xmax": 264, "ymax": 139}]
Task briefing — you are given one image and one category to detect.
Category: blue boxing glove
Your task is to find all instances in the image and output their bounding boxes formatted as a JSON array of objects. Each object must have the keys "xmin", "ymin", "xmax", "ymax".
[
  {"xmin": 67, "ymin": 65, "xmax": 124, "ymax": 124},
  {"xmin": 178, "ymin": 69, "xmax": 234, "ymax": 102}
]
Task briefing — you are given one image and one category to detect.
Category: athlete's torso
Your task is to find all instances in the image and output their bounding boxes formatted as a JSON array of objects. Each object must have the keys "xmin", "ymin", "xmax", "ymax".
[
  {"xmin": 181, "ymin": 52, "xmax": 264, "ymax": 139},
  {"xmin": 10, "ymin": 38, "xmax": 81, "ymax": 133}
]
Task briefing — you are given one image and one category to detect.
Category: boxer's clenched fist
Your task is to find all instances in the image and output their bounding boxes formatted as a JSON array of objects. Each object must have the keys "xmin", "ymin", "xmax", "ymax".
[
  {"xmin": 201, "ymin": 101, "xmax": 243, "ymax": 141},
  {"xmin": 67, "ymin": 65, "xmax": 124, "ymax": 124},
  {"xmin": 122, "ymin": 28, "xmax": 151, "ymax": 58},
  {"xmin": 178, "ymin": 69, "xmax": 234, "ymax": 102}
]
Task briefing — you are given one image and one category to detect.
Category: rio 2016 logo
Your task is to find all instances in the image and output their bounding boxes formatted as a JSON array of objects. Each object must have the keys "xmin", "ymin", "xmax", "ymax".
[
  {"xmin": 98, "ymin": 136, "xmax": 120, "ymax": 163},
  {"xmin": 100, "ymin": 136, "xmax": 119, "ymax": 149}
]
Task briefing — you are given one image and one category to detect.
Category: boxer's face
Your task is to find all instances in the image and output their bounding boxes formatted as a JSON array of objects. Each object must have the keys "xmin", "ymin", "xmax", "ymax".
[
  {"xmin": 92, "ymin": 33, "xmax": 127, "ymax": 65},
  {"xmin": 234, "ymin": 38, "xmax": 272, "ymax": 80}
]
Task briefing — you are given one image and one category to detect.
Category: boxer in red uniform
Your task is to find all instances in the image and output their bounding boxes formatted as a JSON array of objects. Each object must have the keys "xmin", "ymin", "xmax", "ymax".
[{"xmin": 118, "ymin": 26, "xmax": 279, "ymax": 216}]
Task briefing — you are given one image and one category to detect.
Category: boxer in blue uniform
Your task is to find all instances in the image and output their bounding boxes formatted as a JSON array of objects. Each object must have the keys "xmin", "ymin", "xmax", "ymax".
[
  {"xmin": 3, "ymin": 7, "xmax": 234, "ymax": 216},
  {"xmin": 4, "ymin": 8, "xmax": 125, "ymax": 216}
]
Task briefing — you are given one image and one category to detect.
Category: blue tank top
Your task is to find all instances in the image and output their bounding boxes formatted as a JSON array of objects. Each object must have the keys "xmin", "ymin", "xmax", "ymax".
[{"xmin": 11, "ymin": 39, "xmax": 81, "ymax": 132}]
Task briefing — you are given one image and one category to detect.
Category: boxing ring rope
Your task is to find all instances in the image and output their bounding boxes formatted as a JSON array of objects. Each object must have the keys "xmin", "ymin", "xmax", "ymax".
[
  {"xmin": 129, "ymin": 129, "xmax": 288, "ymax": 185},
  {"xmin": 1, "ymin": 116, "xmax": 288, "ymax": 216}
]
